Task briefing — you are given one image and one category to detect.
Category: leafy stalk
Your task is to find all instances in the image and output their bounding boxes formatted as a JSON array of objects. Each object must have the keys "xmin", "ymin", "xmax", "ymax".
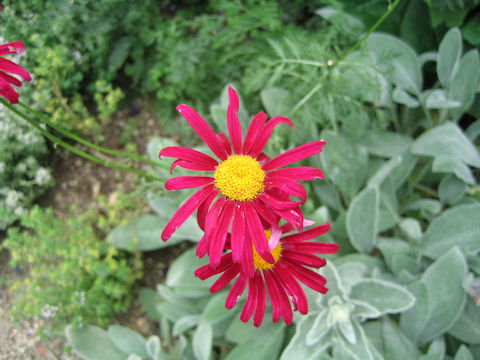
[
  {"xmin": 1, "ymin": 99, "xmax": 165, "ymax": 183},
  {"xmin": 17, "ymin": 101, "xmax": 168, "ymax": 170}
]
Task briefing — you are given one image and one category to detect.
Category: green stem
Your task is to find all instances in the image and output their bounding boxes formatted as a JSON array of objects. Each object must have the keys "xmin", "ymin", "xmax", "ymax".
[
  {"xmin": 17, "ymin": 101, "xmax": 168, "ymax": 170},
  {"xmin": 338, "ymin": 0, "xmax": 402, "ymax": 63},
  {"xmin": 1, "ymin": 99, "xmax": 165, "ymax": 183}
]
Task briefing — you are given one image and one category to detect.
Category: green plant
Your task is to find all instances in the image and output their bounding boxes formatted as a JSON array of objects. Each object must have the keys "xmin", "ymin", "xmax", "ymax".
[
  {"xmin": 2, "ymin": 200, "xmax": 143, "ymax": 339},
  {"xmin": 0, "ymin": 108, "xmax": 53, "ymax": 229}
]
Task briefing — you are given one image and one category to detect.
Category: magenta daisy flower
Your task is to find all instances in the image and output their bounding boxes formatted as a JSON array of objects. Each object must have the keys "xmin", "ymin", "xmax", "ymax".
[
  {"xmin": 194, "ymin": 222, "xmax": 338, "ymax": 326},
  {"xmin": 159, "ymin": 87, "xmax": 325, "ymax": 274},
  {"xmin": 0, "ymin": 41, "xmax": 31, "ymax": 104}
]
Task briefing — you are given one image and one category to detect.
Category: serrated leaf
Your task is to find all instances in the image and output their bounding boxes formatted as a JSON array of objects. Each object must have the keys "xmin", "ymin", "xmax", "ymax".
[
  {"xmin": 350, "ymin": 279, "xmax": 415, "ymax": 316},
  {"xmin": 449, "ymin": 297, "xmax": 480, "ymax": 344},
  {"xmin": 422, "ymin": 203, "xmax": 480, "ymax": 259},
  {"xmin": 108, "ymin": 325, "xmax": 148, "ymax": 358},
  {"xmin": 65, "ymin": 325, "xmax": 127, "ymax": 360},
  {"xmin": 438, "ymin": 28, "xmax": 462, "ymax": 87},
  {"xmin": 193, "ymin": 320, "xmax": 212, "ymax": 360},
  {"xmin": 346, "ymin": 186, "xmax": 379, "ymax": 253},
  {"xmin": 411, "ymin": 122, "xmax": 480, "ymax": 168}
]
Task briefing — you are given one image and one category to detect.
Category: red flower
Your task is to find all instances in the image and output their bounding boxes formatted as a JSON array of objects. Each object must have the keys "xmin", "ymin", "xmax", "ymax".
[
  {"xmin": 195, "ymin": 222, "xmax": 338, "ymax": 326},
  {"xmin": 160, "ymin": 87, "xmax": 325, "ymax": 275},
  {"xmin": 0, "ymin": 41, "xmax": 32, "ymax": 104}
]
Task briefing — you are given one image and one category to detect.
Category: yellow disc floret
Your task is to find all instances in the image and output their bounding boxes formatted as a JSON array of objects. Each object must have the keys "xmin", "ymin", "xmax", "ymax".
[
  {"xmin": 214, "ymin": 155, "xmax": 265, "ymax": 201},
  {"xmin": 253, "ymin": 230, "xmax": 282, "ymax": 270}
]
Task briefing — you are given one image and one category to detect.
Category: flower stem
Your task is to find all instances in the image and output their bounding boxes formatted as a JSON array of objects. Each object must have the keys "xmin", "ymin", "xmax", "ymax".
[
  {"xmin": 1, "ymin": 99, "xmax": 165, "ymax": 183},
  {"xmin": 17, "ymin": 101, "xmax": 168, "ymax": 170},
  {"xmin": 338, "ymin": 0, "xmax": 402, "ymax": 63}
]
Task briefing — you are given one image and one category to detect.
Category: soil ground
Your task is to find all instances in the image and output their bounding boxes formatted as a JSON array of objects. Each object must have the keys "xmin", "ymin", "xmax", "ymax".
[{"xmin": 0, "ymin": 101, "xmax": 186, "ymax": 359}]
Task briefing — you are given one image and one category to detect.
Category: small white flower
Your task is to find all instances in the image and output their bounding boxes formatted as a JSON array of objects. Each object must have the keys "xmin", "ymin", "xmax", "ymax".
[
  {"xmin": 34, "ymin": 167, "xmax": 52, "ymax": 186},
  {"xmin": 5, "ymin": 190, "xmax": 23, "ymax": 208},
  {"xmin": 40, "ymin": 304, "xmax": 58, "ymax": 319}
]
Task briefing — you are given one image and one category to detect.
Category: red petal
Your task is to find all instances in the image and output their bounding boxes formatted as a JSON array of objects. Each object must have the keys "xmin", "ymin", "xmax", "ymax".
[
  {"xmin": 0, "ymin": 41, "xmax": 26, "ymax": 56},
  {"xmin": 197, "ymin": 189, "xmax": 219, "ymax": 231},
  {"xmin": 267, "ymin": 166, "xmax": 324, "ymax": 181},
  {"xmin": 160, "ymin": 146, "xmax": 218, "ymax": 169},
  {"xmin": 0, "ymin": 57, "xmax": 31, "ymax": 81},
  {"xmin": 227, "ymin": 87, "xmax": 243, "ymax": 154},
  {"xmin": 265, "ymin": 178, "xmax": 307, "ymax": 204},
  {"xmin": 170, "ymin": 159, "xmax": 216, "ymax": 174},
  {"xmin": 161, "ymin": 184, "xmax": 216, "ymax": 241},
  {"xmin": 282, "ymin": 223, "xmax": 331, "ymax": 243},
  {"xmin": 243, "ymin": 111, "xmax": 268, "ymax": 154},
  {"xmin": 218, "ymin": 132, "xmax": 232, "ymax": 156},
  {"xmin": 231, "ymin": 203, "xmax": 246, "ymax": 263},
  {"xmin": 282, "ymin": 250, "xmax": 327, "ymax": 268},
  {"xmin": 275, "ymin": 263, "xmax": 308, "ymax": 314},
  {"xmin": 196, "ymin": 235, "xmax": 208, "ymax": 258},
  {"xmin": 242, "ymin": 232, "xmax": 254, "ymax": 278},
  {"xmin": 210, "ymin": 265, "xmax": 241, "ymax": 292},
  {"xmin": 272, "ymin": 207, "xmax": 304, "ymax": 231},
  {"xmin": 285, "ymin": 241, "xmax": 339, "ymax": 254},
  {"xmin": 240, "ymin": 277, "xmax": 257, "ymax": 323},
  {"xmin": 253, "ymin": 274, "xmax": 266, "ymax": 327},
  {"xmin": 262, "ymin": 141, "xmax": 326, "ymax": 171},
  {"xmin": 209, "ymin": 200, "xmax": 235, "ymax": 267},
  {"xmin": 245, "ymin": 203, "xmax": 275, "ymax": 264},
  {"xmin": 252, "ymin": 199, "xmax": 280, "ymax": 229},
  {"xmin": 283, "ymin": 259, "xmax": 328, "ymax": 293},
  {"xmin": 249, "ymin": 116, "xmax": 294, "ymax": 158},
  {"xmin": 177, "ymin": 104, "xmax": 228, "ymax": 160},
  {"xmin": 0, "ymin": 72, "xmax": 22, "ymax": 86},
  {"xmin": 205, "ymin": 197, "xmax": 227, "ymax": 241},
  {"xmin": 257, "ymin": 192, "xmax": 300, "ymax": 210},
  {"xmin": 165, "ymin": 176, "xmax": 214, "ymax": 191},
  {"xmin": 225, "ymin": 273, "xmax": 248, "ymax": 309},
  {"xmin": 195, "ymin": 253, "xmax": 233, "ymax": 280}
]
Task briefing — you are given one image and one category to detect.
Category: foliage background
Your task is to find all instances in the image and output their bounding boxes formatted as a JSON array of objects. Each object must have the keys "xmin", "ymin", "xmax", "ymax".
[{"xmin": 1, "ymin": 0, "xmax": 480, "ymax": 359}]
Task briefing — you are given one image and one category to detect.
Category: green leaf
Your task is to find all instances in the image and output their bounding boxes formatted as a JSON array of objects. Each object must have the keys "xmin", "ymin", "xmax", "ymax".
[
  {"xmin": 173, "ymin": 315, "xmax": 201, "ymax": 336},
  {"xmin": 346, "ymin": 186, "xmax": 379, "ymax": 253},
  {"xmin": 65, "ymin": 325, "xmax": 128, "ymax": 360},
  {"xmin": 139, "ymin": 288, "xmax": 162, "ymax": 321},
  {"xmin": 402, "ymin": 247, "xmax": 468, "ymax": 345},
  {"xmin": 226, "ymin": 322, "xmax": 285, "ymax": 360},
  {"xmin": 404, "ymin": 199, "xmax": 442, "ymax": 217},
  {"xmin": 424, "ymin": 89, "xmax": 461, "ymax": 108},
  {"xmin": 109, "ymin": 37, "xmax": 133, "ymax": 73},
  {"xmin": 411, "ymin": 122, "xmax": 480, "ymax": 168},
  {"xmin": 455, "ymin": 345, "xmax": 475, "ymax": 360},
  {"xmin": 392, "ymin": 86, "xmax": 420, "ymax": 107},
  {"xmin": 449, "ymin": 297, "xmax": 480, "ymax": 344},
  {"xmin": 192, "ymin": 320, "xmax": 212, "ymax": 360},
  {"xmin": 368, "ymin": 156, "xmax": 402, "ymax": 188},
  {"xmin": 448, "ymin": 49, "xmax": 480, "ymax": 121},
  {"xmin": 365, "ymin": 33, "xmax": 422, "ymax": 95},
  {"xmin": 107, "ymin": 325, "xmax": 148, "ymax": 358},
  {"xmin": 320, "ymin": 130, "xmax": 369, "ymax": 201},
  {"xmin": 350, "ymin": 279, "xmax": 415, "ymax": 316},
  {"xmin": 382, "ymin": 318, "xmax": 421, "ymax": 360},
  {"xmin": 422, "ymin": 203, "xmax": 480, "ymax": 259},
  {"xmin": 399, "ymin": 218, "xmax": 422, "ymax": 243},
  {"xmin": 399, "ymin": 280, "xmax": 430, "ymax": 343},
  {"xmin": 109, "ymin": 214, "xmax": 180, "ymax": 251},
  {"xmin": 462, "ymin": 12, "xmax": 480, "ymax": 46},
  {"xmin": 438, "ymin": 28, "xmax": 462, "ymax": 87},
  {"xmin": 433, "ymin": 156, "xmax": 476, "ymax": 185},
  {"xmin": 203, "ymin": 292, "xmax": 234, "ymax": 324},
  {"xmin": 314, "ymin": 182, "xmax": 344, "ymax": 212},
  {"xmin": 378, "ymin": 237, "xmax": 420, "ymax": 276},
  {"xmin": 438, "ymin": 174, "xmax": 467, "ymax": 204},
  {"xmin": 165, "ymin": 248, "xmax": 212, "ymax": 298},
  {"xmin": 337, "ymin": 321, "xmax": 376, "ymax": 360},
  {"xmin": 145, "ymin": 336, "xmax": 162, "ymax": 360},
  {"xmin": 260, "ymin": 87, "xmax": 289, "ymax": 117},
  {"xmin": 281, "ymin": 316, "xmax": 330, "ymax": 360},
  {"xmin": 360, "ymin": 131, "xmax": 413, "ymax": 158}
]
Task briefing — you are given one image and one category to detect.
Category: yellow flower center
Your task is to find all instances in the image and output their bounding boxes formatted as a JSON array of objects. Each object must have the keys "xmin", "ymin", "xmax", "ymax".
[
  {"xmin": 214, "ymin": 155, "xmax": 265, "ymax": 201},
  {"xmin": 253, "ymin": 230, "xmax": 282, "ymax": 270}
]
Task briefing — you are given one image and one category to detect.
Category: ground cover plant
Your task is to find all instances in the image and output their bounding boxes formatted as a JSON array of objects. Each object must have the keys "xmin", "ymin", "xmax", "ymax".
[{"xmin": 1, "ymin": 0, "xmax": 480, "ymax": 359}]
